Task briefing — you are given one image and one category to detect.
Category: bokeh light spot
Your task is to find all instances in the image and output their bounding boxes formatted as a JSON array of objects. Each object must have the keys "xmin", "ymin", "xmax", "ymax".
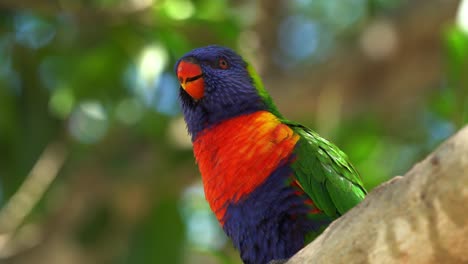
[
  {"xmin": 0, "ymin": 37, "xmax": 13, "ymax": 77},
  {"xmin": 179, "ymin": 183, "xmax": 227, "ymax": 250},
  {"xmin": 360, "ymin": 19, "xmax": 398, "ymax": 60},
  {"xmin": 163, "ymin": 0, "xmax": 195, "ymax": 20},
  {"xmin": 69, "ymin": 101, "xmax": 108, "ymax": 144},
  {"xmin": 0, "ymin": 37, "xmax": 22, "ymax": 95},
  {"xmin": 168, "ymin": 117, "xmax": 192, "ymax": 149},
  {"xmin": 154, "ymin": 73, "xmax": 180, "ymax": 116},
  {"xmin": 278, "ymin": 15, "xmax": 320, "ymax": 61},
  {"xmin": 115, "ymin": 98, "xmax": 144, "ymax": 125},
  {"xmin": 323, "ymin": 0, "xmax": 366, "ymax": 31},
  {"xmin": 125, "ymin": 44, "xmax": 179, "ymax": 116},
  {"xmin": 425, "ymin": 112, "xmax": 456, "ymax": 149},
  {"xmin": 138, "ymin": 44, "xmax": 167, "ymax": 85},
  {"xmin": 457, "ymin": 0, "xmax": 468, "ymax": 34},
  {"xmin": 126, "ymin": 44, "xmax": 168, "ymax": 106},
  {"xmin": 49, "ymin": 87, "xmax": 75, "ymax": 119},
  {"xmin": 14, "ymin": 13, "xmax": 56, "ymax": 49},
  {"xmin": 39, "ymin": 56, "xmax": 65, "ymax": 91}
]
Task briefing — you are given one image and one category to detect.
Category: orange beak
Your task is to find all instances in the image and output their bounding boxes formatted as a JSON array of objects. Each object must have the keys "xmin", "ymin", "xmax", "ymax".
[{"xmin": 177, "ymin": 59, "xmax": 205, "ymax": 100}]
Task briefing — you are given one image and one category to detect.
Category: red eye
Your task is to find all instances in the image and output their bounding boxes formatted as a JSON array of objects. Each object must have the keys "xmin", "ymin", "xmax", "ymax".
[{"xmin": 218, "ymin": 58, "xmax": 229, "ymax": 69}]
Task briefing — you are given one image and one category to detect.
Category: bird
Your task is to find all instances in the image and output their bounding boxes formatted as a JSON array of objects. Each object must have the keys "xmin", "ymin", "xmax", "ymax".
[{"xmin": 175, "ymin": 45, "xmax": 367, "ymax": 264}]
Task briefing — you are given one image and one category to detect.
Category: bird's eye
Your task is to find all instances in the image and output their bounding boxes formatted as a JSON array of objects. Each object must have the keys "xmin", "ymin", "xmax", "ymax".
[{"xmin": 218, "ymin": 58, "xmax": 229, "ymax": 69}]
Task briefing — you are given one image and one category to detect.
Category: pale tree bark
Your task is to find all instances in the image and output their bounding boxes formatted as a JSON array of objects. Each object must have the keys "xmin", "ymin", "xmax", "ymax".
[{"xmin": 286, "ymin": 125, "xmax": 468, "ymax": 264}]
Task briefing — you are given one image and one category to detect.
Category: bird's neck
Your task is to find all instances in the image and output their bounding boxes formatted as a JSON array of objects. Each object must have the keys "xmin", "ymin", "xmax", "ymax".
[{"xmin": 180, "ymin": 93, "xmax": 279, "ymax": 140}]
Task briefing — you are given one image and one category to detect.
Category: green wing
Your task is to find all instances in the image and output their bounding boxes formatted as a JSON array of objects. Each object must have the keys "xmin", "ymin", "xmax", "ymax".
[{"xmin": 286, "ymin": 121, "xmax": 367, "ymax": 218}]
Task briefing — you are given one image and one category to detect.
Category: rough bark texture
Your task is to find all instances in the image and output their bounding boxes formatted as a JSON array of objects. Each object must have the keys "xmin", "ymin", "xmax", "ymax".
[{"xmin": 286, "ymin": 125, "xmax": 468, "ymax": 264}]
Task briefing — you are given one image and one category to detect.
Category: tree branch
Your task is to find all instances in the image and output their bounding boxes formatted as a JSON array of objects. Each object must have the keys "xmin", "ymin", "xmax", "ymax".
[{"xmin": 286, "ymin": 125, "xmax": 468, "ymax": 264}]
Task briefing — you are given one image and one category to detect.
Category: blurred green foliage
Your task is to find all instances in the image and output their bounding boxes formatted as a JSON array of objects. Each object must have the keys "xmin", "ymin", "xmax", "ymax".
[{"xmin": 0, "ymin": 0, "xmax": 466, "ymax": 263}]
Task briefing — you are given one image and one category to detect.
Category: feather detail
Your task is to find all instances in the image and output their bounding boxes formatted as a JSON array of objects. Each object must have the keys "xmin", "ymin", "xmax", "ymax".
[{"xmin": 193, "ymin": 111, "xmax": 299, "ymax": 225}]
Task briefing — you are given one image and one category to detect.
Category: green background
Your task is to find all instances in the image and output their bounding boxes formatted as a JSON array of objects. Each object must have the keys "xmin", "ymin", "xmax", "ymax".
[{"xmin": 0, "ymin": 0, "xmax": 467, "ymax": 263}]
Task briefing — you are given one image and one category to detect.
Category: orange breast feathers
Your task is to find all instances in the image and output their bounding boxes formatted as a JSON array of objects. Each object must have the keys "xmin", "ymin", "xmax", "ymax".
[{"xmin": 193, "ymin": 111, "xmax": 300, "ymax": 225}]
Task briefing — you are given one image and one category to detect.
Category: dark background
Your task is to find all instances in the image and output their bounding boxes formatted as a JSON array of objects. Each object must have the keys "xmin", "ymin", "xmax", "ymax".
[{"xmin": 0, "ymin": 0, "xmax": 466, "ymax": 263}]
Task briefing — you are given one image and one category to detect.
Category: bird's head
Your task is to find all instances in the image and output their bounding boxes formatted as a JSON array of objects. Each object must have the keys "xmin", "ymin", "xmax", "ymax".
[{"xmin": 175, "ymin": 45, "xmax": 280, "ymax": 138}]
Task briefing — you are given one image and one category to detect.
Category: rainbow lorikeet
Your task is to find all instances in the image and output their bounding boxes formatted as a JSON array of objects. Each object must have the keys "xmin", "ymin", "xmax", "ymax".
[{"xmin": 175, "ymin": 46, "xmax": 367, "ymax": 264}]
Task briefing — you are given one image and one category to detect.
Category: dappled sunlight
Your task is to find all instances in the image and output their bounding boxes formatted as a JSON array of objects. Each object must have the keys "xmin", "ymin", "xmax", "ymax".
[
  {"xmin": 278, "ymin": 15, "xmax": 321, "ymax": 62},
  {"xmin": 154, "ymin": 73, "xmax": 180, "ymax": 115},
  {"xmin": 179, "ymin": 183, "xmax": 227, "ymax": 251},
  {"xmin": 13, "ymin": 13, "xmax": 56, "ymax": 49},
  {"xmin": 133, "ymin": 43, "xmax": 168, "ymax": 104},
  {"xmin": 168, "ymin": 117, "xmax": 193, "ymax": 149},
  {"xmin": 49, "ymin": 87, "xmax": 75, "ymax": 119},
  {"xmin": 0, "ymin": 0, "xmax": 465, "ymax": 263},
  {"xmin": 359, "ymin": 19, "xmax": 398, "ymax": 60},
  {"xmin": 115, "ymin": 97, "xmax": 144, "ymax": 125},
  {"xmin": 0, "ymin": 37, "xmax": 13, "ymax": 78},
  {"xmin": 39, "ymin": 56, "xmax": 65, "ymax": 91},
  {"xmin": 123, "ymin": 44, "xmax": 180, "ymax": 116},
  {"xmin": 163, "ymin": 0, "xmax": 195, "ymax": 21},
  {"xmin": 276, "ymin": 0, "xmax": 367, "ymax": 65},
  {"xmin": 68, "ymin": 101, "xmax": 109, "ymax": 144},
  {"xmin": 424, "ymin": 112, "xmax": 457, "ymax": 147},
  {"xmin": 458, "ymin": 0, "xmax": 468, "ymax": 34}
]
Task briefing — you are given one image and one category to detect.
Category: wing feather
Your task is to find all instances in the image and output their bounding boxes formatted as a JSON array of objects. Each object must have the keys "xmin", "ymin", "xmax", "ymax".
[{"xmin": 286, "ymin": 121, "xmax": 367, "ymax": 217}]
